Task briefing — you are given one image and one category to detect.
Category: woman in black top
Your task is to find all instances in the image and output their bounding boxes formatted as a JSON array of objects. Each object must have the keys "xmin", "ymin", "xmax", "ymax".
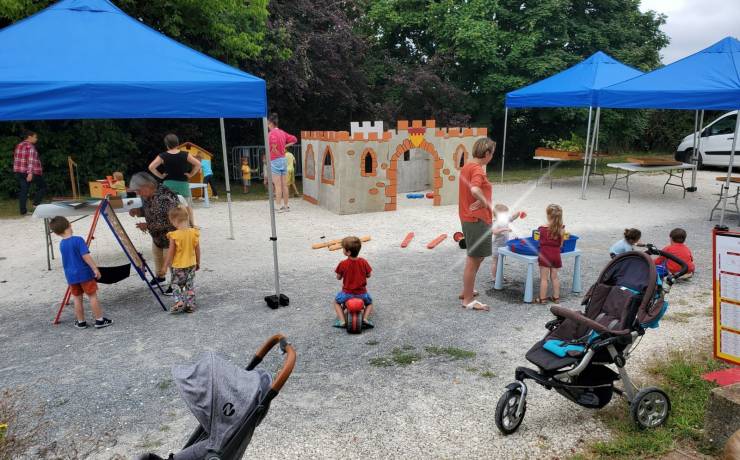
[
  {"xmin": 148, "ymin": 133, "xmax": 201, "ymax": 226},
  {"xmin": 148, "ymin": 133, "xmax": 201, "ymax": 199}
]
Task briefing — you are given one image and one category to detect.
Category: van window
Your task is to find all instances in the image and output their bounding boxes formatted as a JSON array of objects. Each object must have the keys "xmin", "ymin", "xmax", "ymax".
[{"xmin": 708, "ymin": 115, "xmax": 737, "ymax": 136}]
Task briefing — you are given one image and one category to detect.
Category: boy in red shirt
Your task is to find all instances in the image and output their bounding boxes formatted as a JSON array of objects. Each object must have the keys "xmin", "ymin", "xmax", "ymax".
[
  {"xmin": 333, "ymin": 236, "xmax": 374, "ymax": 328},
  {"xmin": 655, "ymin": 228, "xmax": 695, "ymax": 278}
]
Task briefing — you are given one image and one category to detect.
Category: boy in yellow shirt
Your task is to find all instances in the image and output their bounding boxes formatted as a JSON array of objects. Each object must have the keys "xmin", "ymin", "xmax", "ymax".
[
  {"xmin": 111, "ymin": 171, "xmax": 126, "ymax": 195},
  {"xmin": 241, "ymin": 157, "xmax": 251, "ymax": 193},
  {"xmin": 164, "ymin": 206, "xmax": 200, "ymax": 313}
]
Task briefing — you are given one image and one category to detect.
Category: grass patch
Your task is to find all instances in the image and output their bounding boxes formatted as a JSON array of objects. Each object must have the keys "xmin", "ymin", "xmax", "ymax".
[
  {"xmin": 365, "ymin": 340, "xmax": 379, "ymax": 346},
  {"xmin": 425, "ymin": 346, "xmax": 476, "ymax": 360},
  {"xmin": 575, "ymin": 349, "xmax": 728, "ymax": 459},
  {"xmin": 480, "ymin": 370, "xmax": 496, "ymax": 378},
  {"xmin": 662, "ymin": 311, "xmax": 698, "ymax": 323},
  {"xmin": 156, "ymin": 379, "xmax": 172, "ymax": 391},
  {"xmin": 369, "ymin": 346, "xmax": 422, "ymax": 367}
]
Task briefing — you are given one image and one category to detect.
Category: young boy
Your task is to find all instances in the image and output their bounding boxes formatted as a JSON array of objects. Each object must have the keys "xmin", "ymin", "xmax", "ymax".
[
  {"xmin": 609, "ymin": 228, "xmax": 641, "ymax": 258},
  {"xmin": 332, "ymin": 236, "xmax": 374, "ymax": 329},
  {"xmin": 49, "ymin": 216, "xmax": 112, "ymax": 329},
  {"xmin": 241, "ymin": 157, "xmax": 251, "ymax": 193},
  {"xmin": 655, "ymin": 228, "xmax": 696, "ymax": 277}
]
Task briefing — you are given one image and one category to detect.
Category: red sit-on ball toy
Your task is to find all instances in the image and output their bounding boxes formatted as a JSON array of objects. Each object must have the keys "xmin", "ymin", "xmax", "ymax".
[
  {"xmin": 519, "ymin": 211, "xmax": 527, "ymax": 219},
  {"xmin": 345, "ymin": 298, "xmax": 365, "ymax": 313},
  {"xmin": 453, "ymin": 231, "xmax": 465, "ymax": 242}
]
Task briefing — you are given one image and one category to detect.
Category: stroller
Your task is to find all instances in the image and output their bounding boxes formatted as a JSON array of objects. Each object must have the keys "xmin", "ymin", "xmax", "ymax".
[
  {"xmin": 495, "ymin": 245, "xmax": 688, "ymax": 435},
  {"xmin": 139, "ymin": 334, "xmax": 296, "ymax": 459}
]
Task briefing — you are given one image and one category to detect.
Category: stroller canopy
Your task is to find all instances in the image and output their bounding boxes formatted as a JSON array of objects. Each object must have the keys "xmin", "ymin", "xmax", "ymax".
[
  {"xmin": 595, "ymin": 252, "xmax": 659, "ymax": 325},
  {"xmin": 173, "ymin": 352, "xmax": 272, "ymax": 457}
]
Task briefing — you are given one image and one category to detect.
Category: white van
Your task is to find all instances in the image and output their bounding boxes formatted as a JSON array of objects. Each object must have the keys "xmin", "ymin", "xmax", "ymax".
[{"xmin": 675, "ymin": 110, "xmax": 738, "ymax": 167}]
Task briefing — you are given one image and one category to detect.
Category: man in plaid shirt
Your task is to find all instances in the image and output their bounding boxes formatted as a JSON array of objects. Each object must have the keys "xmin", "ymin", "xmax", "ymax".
[{"xmin": 13, "ymin": 130, "xmax": 46, "ymax": 215}]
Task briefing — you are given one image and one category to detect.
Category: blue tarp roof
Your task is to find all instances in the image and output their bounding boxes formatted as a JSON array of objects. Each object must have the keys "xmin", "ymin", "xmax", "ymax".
[
  {"xmin": 0, "ymin": 0, "xmax": 267, "ymax": 120},
  {"xmin": 505, "ymin": 51, "xmax": 643, "ymax": 109},
  {"xmin": 598, "ymin": 37, "xmax": 740, "ymax": 110}
]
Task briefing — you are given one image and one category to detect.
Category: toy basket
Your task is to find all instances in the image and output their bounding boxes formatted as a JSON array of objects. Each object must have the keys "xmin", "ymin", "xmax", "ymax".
[
  {"xmin": 507, "ymin": 237, "xmax": 539, "ymax": 256},
  {"xmin": 561, "ymin": 234, "xmax": 579, "ymax": 253}
]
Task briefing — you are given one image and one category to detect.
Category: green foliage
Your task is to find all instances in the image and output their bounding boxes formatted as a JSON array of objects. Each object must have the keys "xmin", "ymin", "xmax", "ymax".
[
  {"xmin": 542, "ymin": 133, "xmax": 586, "ymax": 152},
  {"xmin": 424, "ymin": 346, "xmax": 476, "ymax": 360}
]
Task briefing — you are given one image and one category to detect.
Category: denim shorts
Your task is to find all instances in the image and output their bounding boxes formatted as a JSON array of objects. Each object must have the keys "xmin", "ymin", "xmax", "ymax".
[
  {"xmin": 271, "ymin": 157, "xmax": 287, "ymax": 176},
  {"xmin": 335, "ymin": 291, "xmax": 373, "ymax": 306}
]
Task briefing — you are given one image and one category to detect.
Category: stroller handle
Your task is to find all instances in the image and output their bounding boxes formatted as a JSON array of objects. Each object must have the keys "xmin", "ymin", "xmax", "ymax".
[
  {"xmin": 248, "ymin": 334, "xmax": 296, "ymax": 393},
  {"xmin": 644, "ymin": 244, "xmax": 689, "ymax": 280}
]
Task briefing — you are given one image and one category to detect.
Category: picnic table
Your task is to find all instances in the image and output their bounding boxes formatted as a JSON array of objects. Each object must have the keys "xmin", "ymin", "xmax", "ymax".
[
  {"xmin": 493, "ymin": 247, "xmax": 582, "ymax": 303},
  {"xmin": 606, "ymin": 162, "xmax": 694, "ymax": 203},
  {"xmin": 534, "ymin": 154, "xmax": 606, "ymax": 189}
]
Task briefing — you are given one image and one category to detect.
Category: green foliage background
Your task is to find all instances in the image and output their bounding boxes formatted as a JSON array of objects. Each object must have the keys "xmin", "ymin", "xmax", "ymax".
[{"xmin": 0, "ymin": 0, "xmax": 703, "ymax": 198}]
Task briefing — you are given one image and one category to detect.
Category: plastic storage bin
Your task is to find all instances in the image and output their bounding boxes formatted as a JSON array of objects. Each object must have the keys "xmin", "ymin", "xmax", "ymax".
[{"xmin": 507, "ymin": 237, "xmax": 539, "ymax": 256}]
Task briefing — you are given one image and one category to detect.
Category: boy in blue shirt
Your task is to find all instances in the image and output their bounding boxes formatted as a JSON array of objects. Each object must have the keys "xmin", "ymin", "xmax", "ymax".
[
  {"xmin": 50, "ymin": 216, "xmax": 112, "ymax": 329},
  {"xmin": 609, "ymin": 228, "xmax": 641, "ymax": 258}
]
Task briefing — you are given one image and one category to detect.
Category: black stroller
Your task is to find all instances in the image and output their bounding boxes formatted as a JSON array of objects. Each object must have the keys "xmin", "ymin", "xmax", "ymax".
[
  {"xmin": 495, "ymin": 245, "xmax": 688, "ymax": 434},
  {"xmin": 139, "ymin": 334, "xmax": 296, "ymax": 459}
]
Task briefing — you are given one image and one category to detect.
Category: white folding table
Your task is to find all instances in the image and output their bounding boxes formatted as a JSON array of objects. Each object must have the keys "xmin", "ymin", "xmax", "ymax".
[
  {"xmin": 606, "ymin": 162, "xmax": 694, "ymax": 203},
  {"xmin": 188, "ymin": 183, "xmax": 210, "ymax": 208}
]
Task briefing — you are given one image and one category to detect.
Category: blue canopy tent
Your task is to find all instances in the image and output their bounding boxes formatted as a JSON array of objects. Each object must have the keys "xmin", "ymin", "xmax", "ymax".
[
  {"xmin": 0, "ymin": 0, "xmax": 284, "ymax": 300},
  {"xmin": 503, "ymin": 51, "xmax": 644, "ymax": 198},
  {"xmin": 598, "ymin": 37, "xmax": 740, "ymax": 226}
]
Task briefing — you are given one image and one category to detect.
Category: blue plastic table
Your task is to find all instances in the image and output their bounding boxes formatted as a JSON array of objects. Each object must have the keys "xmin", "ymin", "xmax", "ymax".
[{"xmin": 494, "ymin": 247, "xmax": 582, "ymax": 303}]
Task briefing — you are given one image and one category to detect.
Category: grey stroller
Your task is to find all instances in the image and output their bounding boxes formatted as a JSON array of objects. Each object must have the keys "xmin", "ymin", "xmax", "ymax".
[
  {"xmin": 139, "ymin": 335, "xmax": 296, "ymax": 459},
  {"xmin": 495, "ymin": 245, "xmax": 688, "ymax": 434}
]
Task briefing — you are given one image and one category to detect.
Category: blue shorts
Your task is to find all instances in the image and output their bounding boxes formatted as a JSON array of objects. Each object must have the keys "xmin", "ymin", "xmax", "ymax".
[
  {"xmin": 335, "ymin": 292, "xmax": 373, "ymax": 306},
  {"xmin": 271, "ymin": 157, "xmax": 287, "ymax": 176}
]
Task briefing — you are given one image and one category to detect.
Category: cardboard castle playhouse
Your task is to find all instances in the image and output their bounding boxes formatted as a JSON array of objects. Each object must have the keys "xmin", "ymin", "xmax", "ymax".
[{"xmin": 301, "ymin": 120, "xmax": 488, "ymax": 214}]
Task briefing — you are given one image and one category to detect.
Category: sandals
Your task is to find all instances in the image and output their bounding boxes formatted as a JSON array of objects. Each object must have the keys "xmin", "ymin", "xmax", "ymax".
[
  {"xmin": 462, "ymin": 300, "xmax": 489, "ymax": 311},
  {"xmin": 332, "ymin": 319, "xmax": 346, "ymax": 328},
  {"xmin": 170, "ymin": 301, "xmax": 185, "ymax": 313},
  {"xmin": 458, "ymin": 291, "xmax": 479, "ymax": 300},
  {"xmin": 550, "ymin": 297, "xmax": 561, "ymax": 306},
  {"xmin": 533, "ymin": 298, "xmax": 548, "ymax": 304}
]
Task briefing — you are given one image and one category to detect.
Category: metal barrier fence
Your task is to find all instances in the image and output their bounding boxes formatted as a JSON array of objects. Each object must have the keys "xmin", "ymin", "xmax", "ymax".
[{"xmin": 230, "ymin": 144, "xmax": 302, "ymax": 181}]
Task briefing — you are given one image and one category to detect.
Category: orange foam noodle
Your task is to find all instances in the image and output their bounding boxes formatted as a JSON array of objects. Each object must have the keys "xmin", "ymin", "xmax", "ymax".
[
  {"xmin": 426, "ymin": 233, "xmax": 448, "ymax": 249},
  {"xmin": 401, "ymin": 232, "xmax": 415, "ymax": 248}
]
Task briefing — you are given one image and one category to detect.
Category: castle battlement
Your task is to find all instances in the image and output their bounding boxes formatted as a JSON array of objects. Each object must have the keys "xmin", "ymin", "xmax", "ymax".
[{"xmin": 301, "ymin": 120, "xmax": 487, "ymax": 142}]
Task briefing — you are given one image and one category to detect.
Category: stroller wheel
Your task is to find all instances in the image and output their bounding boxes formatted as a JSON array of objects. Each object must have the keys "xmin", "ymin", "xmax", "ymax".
[
  {"xmin": 495, "ymin": 387, "xmax": 527, "ymax": 435},
  {"xmin": 631, "ymin": 387, "xmax": 671, "ymax": 429}
]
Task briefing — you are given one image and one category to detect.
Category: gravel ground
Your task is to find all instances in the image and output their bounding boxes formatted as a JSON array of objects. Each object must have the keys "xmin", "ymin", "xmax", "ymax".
[{"xmin": 0, "ymin": 169, "xmax": 722, "ymax": 459}]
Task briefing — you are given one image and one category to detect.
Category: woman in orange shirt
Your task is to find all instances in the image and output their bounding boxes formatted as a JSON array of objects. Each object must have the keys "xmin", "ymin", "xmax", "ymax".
[{"xmin": 458, "ymin": 138, "xmax": 496, "ymax": 311}]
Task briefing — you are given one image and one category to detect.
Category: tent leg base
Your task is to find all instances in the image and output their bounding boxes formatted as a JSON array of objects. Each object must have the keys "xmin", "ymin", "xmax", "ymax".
[
  {"xmin": 686, "ymin": 186, "xmax": 697, "ymax": 192},
  {"xmin": 265, "ymin": 294, "xmax": 290, "ymax": 310}
]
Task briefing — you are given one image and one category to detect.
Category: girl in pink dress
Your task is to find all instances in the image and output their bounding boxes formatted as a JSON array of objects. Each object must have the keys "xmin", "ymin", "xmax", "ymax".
[{"xmin": 536, "ymin": 204, "xmax": 564, "ymax": 305}]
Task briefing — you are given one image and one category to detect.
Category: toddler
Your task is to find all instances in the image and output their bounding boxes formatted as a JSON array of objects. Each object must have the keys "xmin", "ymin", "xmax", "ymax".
[
  {"xmin": 536, "ymin": 204, "xmax": 564, "ymax": 305},
  {"xmin": 491, "ymin": 203, "xmax": 522, "ymax": 281},
  {"xmin": 241, "ymin": 157, "xmax": 251, "ymax": 193},
  {"xmin": 164, "ymin": 206, "xmax": 200, "ymax": 313},
  {"xmin": 111, "ymin": 171, "xmax": 126, "ymax": 195},
  {"xmin": 655, "ymin": 228, "xmax": 695, "ymax": 277},
  {"xmin": 332, "ymin": 236, "xmax": 374, "ymax": 329},
  {"xmin": 609, "ymin": 228, "xmax": 641, "ymax": 258},
  {"xmin": 49, "ymin": 216, "xmax": 112, "ymax": 329}
]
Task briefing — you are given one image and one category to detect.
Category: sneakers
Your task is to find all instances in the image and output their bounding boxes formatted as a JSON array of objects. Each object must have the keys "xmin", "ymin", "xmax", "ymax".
[
  {"xmin": 74, "ymin": 320, "xmax": 88, "ymax": 329},
  {"xmin": 94, "ymin": 318, "xmax": 113, "ymax": 329},
  {"xmin": 150, "ymin": 276, "xmax": 166, "ymax": 286},
  {"xmin": 163, "ymin": 286, "xmax": 173, "ymax": 296}
]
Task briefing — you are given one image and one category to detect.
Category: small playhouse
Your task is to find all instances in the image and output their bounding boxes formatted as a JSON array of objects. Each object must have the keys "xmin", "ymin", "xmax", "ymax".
[
  {"xmin": 177, "ymin": 142, "xmax": 213, "ymax": 198},
  {"xmin": 301, "ymin": 120, "xmax": 488, "ymax": 214}
]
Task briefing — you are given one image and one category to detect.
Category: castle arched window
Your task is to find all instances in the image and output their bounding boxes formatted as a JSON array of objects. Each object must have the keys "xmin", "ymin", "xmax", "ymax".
[
  {"xmin": 321, "ymin": 147, "xmax": 335, "ymax": 185},
  {"xmin": 361, "ymin": 148, "xmax": 378, "ymax": 177},
  {"xmin": 304, "ymin": 145, "xmax": 316, "ymax": 180},
  {"xmin": 403, "ymin": 151, "xmax": 410, "ymax": 161},
  {"xmin": 453, "ymin": 145, "xmax": 468, "ymax": 170}
]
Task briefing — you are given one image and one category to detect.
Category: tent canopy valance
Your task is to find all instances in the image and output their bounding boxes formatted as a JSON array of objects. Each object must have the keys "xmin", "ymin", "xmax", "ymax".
[{"xmin": 0, "ymin": 0, "xmax": 266, "ymax": 120}]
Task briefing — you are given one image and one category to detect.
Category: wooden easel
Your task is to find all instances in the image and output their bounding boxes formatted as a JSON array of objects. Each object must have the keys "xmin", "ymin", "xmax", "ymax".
[{"xmin": 53, "ymin": 197, "xmax": 167, "ymax": 324}]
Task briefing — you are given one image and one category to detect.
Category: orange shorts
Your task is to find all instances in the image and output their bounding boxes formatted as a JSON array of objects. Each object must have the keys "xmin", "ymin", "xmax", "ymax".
[{"xmin": 69, "ymin": 279, "xmax": 98, "ymax": 296}]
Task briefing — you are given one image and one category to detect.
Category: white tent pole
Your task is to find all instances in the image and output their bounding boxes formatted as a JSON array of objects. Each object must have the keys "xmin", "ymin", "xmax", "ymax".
[
  {"xmin": 688, "ymin": 110, "xmax": 699, "ymax": 191},
  {"xmin": 580, "ymin": 106, "xmax": 594, "ymax": 199},
  {"xmin": 584, "ymin": 108, "xmax": 601, "ymax": 189},
  {"xmin": 696, "ymin": 110, "xmax": 705, "ymax": 172},
  {"xmin": 219, "ymin": 118, "xmax": 234, "ymax": 240},
  {"xmin": 719, "ymin": 111, "xmax": 740, "ymax": 227},
  {"xmin": 262, "ymin": 117, "xmax": 281, "ymax": 297},
  {"xmin": 501, "ymin": 107, "xmax": 508, "ymax": 184}
]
